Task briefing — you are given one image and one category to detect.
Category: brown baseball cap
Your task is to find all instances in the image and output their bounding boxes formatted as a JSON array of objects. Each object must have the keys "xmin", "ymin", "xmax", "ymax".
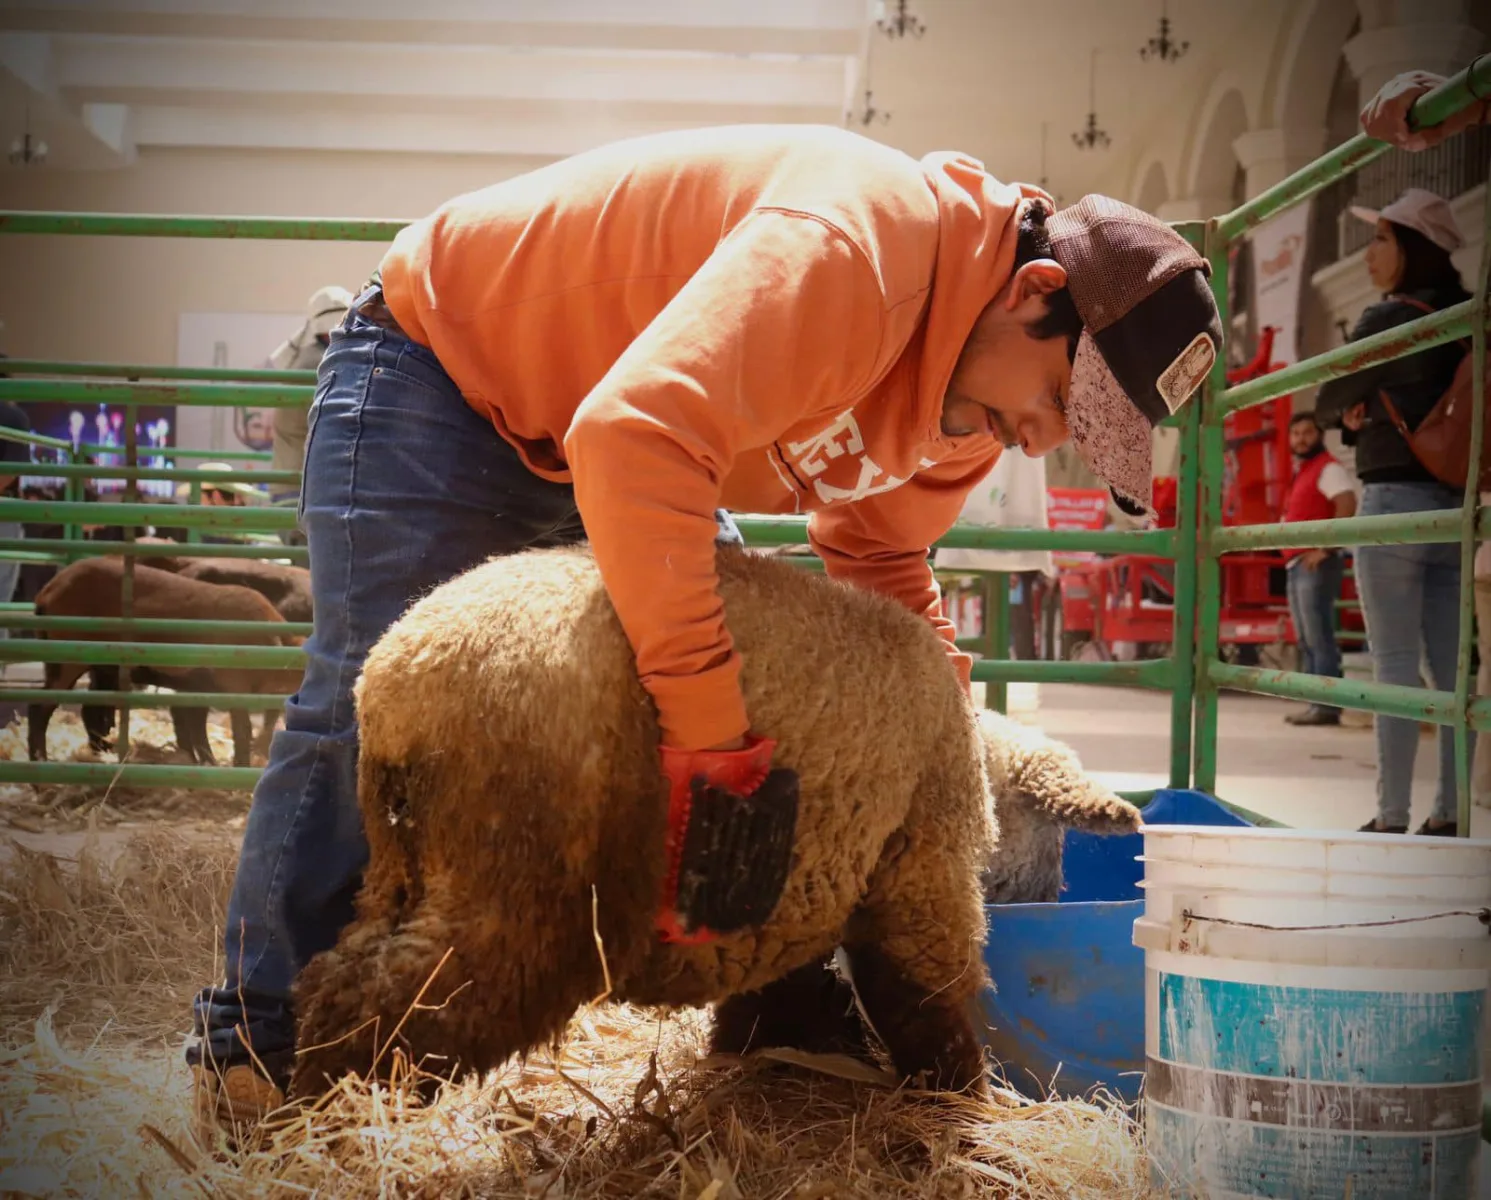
[{"xmin": 1047, "ymin": 195, "xmax": 1223, "ymax": 516}]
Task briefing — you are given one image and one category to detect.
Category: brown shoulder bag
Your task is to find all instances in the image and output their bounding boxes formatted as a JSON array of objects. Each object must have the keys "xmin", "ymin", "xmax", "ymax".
[{"xmin": 1375, "ymin": 294, "xmax": 1490, "ymax": 492}]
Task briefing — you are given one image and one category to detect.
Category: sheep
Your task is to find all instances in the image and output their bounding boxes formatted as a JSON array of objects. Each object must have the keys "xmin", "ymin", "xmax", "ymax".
[
  {"xmin": 974, "ymin": 709, "xmax": 1142, "ymax": 904},
  {"xmin": 290, "ymin": 542, "xmax": 999, "ymax": 1102},
  {"xmin": 82, "ymin": 557, "xmax": 312, "ymax": 748},
  {"xmin": 27, "ymin": 557, "xmax": 305, "ymax": 767},
  {"xmin": 161, "ymin": 557, "xmax": 313, "ymax": 624}
]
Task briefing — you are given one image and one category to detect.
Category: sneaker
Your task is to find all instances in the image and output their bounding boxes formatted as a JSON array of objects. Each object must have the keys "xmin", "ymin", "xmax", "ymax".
[
  {"xmin": 1358, "ymin": 817, "xmax": 1408, "ymax": 834},
  {"xmin": 1414, "ymin": 818, "xmax": 1458, "ymax": 837},
  {"xmin": 1285, "ymin": 708, "xmax": 1341, "ymax": 727},
  {"xmin": 192, "ymin": 1062, "xmax": 287, "ymax": 1149}
]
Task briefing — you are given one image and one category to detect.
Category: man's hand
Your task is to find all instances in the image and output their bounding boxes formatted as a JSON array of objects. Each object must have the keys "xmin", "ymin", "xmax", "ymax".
[
  {"xmin": 1360, "ymin": 69, "xmax": 1489, "ymax": 152},
  {"xmin": 657, "ymin": 734, "xmax": 799, "ymax": 944},
  {"xmin": 1342, "ymin": 403, "xmax": 1366, "ymax": 432},
  {"xmin": 1299, "ymin": 548, "xmax": 1330, "ymax": 572}
]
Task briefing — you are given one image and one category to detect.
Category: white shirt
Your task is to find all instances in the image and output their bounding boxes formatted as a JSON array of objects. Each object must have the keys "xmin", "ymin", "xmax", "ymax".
[{"xmin": 1315, "ymin": 460, "xmax": 1353, "ymax": 502}]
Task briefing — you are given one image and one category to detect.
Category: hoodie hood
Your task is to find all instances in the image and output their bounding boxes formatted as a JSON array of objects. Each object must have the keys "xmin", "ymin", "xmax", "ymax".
[{"xmin": 916, "ymin": 150, "xmax": 1055, "ymax": 443}]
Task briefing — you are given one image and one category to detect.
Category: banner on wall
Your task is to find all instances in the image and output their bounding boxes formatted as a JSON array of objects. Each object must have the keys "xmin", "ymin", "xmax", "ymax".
[{"xmin": 1250, "ymin": 198, "xmax": 1312, "ymax": 367}]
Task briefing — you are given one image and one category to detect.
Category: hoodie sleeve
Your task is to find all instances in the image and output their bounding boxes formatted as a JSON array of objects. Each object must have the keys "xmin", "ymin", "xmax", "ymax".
[
  {"xmin": 808, "ymin": 440, "xmax": 1004, "ymax": 689},
  {"xmin": 563, "ymin": 209, "xmax": 888, "ymax": 751}
]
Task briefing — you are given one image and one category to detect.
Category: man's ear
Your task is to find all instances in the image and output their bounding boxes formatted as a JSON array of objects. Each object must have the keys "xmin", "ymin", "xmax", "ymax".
[{"xmin": 1005, "ymin": 259, "xmax": 1068, "ymax": 311}]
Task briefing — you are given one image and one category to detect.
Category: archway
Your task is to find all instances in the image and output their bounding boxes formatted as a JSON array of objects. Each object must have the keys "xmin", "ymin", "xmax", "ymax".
[{"xmin": 1135, "ymin": 159, "xmax": 1170, "ymax": 216}]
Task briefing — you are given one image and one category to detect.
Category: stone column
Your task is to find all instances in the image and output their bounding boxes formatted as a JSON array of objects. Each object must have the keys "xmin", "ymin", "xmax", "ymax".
[
  {"xmin": 1344, "ymin": 2, "xmax": 1484, "ymax": 101},
  {"xmin": 1231, "ymin": 126, "xmax": 1331, "ymax": 197}
]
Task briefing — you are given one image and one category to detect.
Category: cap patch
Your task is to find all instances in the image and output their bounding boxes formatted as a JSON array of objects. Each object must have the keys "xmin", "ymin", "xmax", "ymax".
[{"xmin": 1156, "ymin": 332, "xmax": 1215, "ymax": 414}]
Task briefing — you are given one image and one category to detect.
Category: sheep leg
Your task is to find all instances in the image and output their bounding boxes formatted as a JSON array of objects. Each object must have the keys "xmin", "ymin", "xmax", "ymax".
[
  {"xmin": 710, "ymin": 954, "xmax": 869, "ymax": 1059},
  {"xmin": 843, "ymin": 775, "xmax": 992, "ymax": 1097},
  {"xmin": 229, "ymin": 708, "xmax": 253, "ymax": 768},
  {"xmin": 253, "ymin": 709, "xmax": 280, "ymax": 760},
  {"xmin": 27, "ymin": 661, "xmax": 89, "ymax": 761},
  {"xmin": 172, "ymin": 706, "xmax": 213, "ymax": 765},
  {"xmin": 290, "ymin": 875, "xmax": 481, "ymax": 1101},
  {"xmin": 292, "ymin": 757, "xmax": 607, "ymax": 1101},
  {"xmin": 82, "ymin": 665, "xmax": 120, "ymax": 751}
]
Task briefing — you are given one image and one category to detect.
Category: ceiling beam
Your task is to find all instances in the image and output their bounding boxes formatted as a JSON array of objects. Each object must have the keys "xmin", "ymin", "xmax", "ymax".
[
  {"xmin": 52, "ymin": 34, "xmax": 851, "ymax": 109},
  {"xmin": 126, "ymin": 104, "xmax": 839, "ymax": 160},
  {"xmin": 2, "ymin": 0, "xmax": 868, "ymax": 30},
  {"xmin": 0, "ymin": 1, "xmax": 871, "ymax": 54}
]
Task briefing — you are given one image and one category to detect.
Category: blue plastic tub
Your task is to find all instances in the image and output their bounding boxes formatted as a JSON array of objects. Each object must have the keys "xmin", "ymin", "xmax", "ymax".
[{"xmin": 977, "ymin": 788, "xmax": 1254, "ymax": 1103}]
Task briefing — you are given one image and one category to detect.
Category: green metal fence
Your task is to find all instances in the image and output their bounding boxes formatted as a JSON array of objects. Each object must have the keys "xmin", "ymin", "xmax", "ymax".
[{"xmin": 0, "ymin": 59, "xmax": 1486, "ymax": 834}]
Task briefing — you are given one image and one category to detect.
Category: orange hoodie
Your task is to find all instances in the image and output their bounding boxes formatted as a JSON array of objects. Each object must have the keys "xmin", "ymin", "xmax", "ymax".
[{"xmin": 380, "ymin": 124, "xmax": 1045, "ymax": 751}]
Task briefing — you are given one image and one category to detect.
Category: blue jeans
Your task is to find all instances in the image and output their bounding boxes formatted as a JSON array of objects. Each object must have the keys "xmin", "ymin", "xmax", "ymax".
[
  {"xmin": 1285, "ymin": 551, "xmax": 1344, "ymax": 714},
  {"xmin": 1353, "ymin": 482, "xmax": 1462, "ymax": 828},
  {"xmin": 188, "ymin": 310, "xmax": 742, "ymax": 1079}
]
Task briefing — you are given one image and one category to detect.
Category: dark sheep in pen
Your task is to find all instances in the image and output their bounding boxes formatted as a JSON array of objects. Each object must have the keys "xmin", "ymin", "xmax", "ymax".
[
  {"xmin": 81, "ymin": 555, "xmax": 312, "ymax": 757},
  {"xmin": 290, "ymin": 543, "xmax": 1145, "ymax": 1105},
  {"xmin": 27, "ymin": 557, "xmax": 305, "ymax": 767}
]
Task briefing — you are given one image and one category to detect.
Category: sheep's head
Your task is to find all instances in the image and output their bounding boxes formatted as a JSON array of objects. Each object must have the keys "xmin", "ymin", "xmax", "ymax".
[{"xmin": 975, "ymin": 708, "xmax": 1142, "ymax": 904}]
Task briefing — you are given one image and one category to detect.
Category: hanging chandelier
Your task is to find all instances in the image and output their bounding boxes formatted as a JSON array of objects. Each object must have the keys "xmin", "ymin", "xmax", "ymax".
[
  {"xmin": 8, "ymin": 110, "xmax": 47, "ymax": 167},
  {"xmin": 1139, "ymin": 0, "xmax": 1189, "ymax": 63},
  {"xmin": 875, "ymin": 0, "xmax": 925, "ymax": 40},
  {"xmin": 1071, "ymin": 50, "xmax": 1110, "ymax": 151},
  {"xmin": 852, "ymin": 88, "xmax": 891, "ymax": 127}
]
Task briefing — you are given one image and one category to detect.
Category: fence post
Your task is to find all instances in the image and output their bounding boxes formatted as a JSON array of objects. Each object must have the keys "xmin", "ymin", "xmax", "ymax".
[
  {"xmin": 1169, "ymin": 333, "xmax": 1202, "ymax": 789},
  {"xmin": 1192, "ymin": 220, "xmax": 1230, "ymax": 795},
  {"xmin": 1452, "ymin": 182, "xmax": 1491, "ymax": 835},
  {"xmin": 117, "ymin": 400, "xmax": 138, "ymax": 760},
  {"xmin": 984, "ymin": 571, "xmax": 1010, "ymax": 714}
]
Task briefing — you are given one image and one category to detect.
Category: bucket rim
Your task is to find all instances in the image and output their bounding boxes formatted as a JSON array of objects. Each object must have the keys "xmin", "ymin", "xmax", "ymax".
[{"xmin": 1138, "ymin": 824, "xmax": 1491, "ymax": 849}]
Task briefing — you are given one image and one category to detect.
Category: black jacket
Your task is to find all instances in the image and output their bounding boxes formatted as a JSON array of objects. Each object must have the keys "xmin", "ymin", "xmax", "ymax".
[{"xmin": 1314, "ymin": 285, "xmax": 1471, "ymax": 485}]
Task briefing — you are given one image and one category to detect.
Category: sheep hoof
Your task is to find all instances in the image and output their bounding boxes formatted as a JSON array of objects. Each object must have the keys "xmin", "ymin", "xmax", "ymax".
[{"xmin": 710, "ymin": 957, "xmax": 869, "ymax": 1059}]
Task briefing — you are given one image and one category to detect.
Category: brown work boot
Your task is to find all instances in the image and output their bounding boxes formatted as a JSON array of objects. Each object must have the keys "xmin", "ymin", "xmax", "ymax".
[{"xmin": 191, "ymin": 1062, "xmax": 287, "ymax": 1151}]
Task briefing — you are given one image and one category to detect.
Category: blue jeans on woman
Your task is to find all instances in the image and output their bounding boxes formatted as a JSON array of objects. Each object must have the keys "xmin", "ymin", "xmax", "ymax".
[
  {"xmin": 187, "ymin": 306, "xmax": 742, "ymax": 1082},
  {"xmin": 1352, "ymin": 481, "xmax": 1462, "ymax": 830}
]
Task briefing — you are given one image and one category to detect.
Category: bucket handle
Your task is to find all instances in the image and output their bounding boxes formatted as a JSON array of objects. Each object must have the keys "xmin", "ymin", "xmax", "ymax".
[{"xmin": 1180, "ymin": 907, "xmax": 1491, "ymax": 935}]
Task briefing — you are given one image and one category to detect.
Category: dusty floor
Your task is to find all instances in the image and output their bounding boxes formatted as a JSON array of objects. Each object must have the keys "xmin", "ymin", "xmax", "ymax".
[{"xmin": 992, "ymin": 682, "xmax": 1491, "ymax": 838}]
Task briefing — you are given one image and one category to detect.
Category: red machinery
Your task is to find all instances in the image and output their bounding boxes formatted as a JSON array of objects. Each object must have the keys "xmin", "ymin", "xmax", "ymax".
[{"xmin": 1049, "ymin": 328, "xmax": 1364, "ymax": 661}]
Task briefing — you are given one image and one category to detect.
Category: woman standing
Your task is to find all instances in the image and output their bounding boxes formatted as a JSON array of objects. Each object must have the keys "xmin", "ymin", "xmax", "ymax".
[{"xmin": 1315, "ymin": 188, "xmax": 1470, "ymax": 836}]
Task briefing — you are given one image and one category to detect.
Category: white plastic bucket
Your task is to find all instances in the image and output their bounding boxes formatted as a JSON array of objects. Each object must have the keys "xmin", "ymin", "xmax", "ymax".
[{"xmin": 1133, "ymin": 825, "xmax": 1491, "ymax": 1199}]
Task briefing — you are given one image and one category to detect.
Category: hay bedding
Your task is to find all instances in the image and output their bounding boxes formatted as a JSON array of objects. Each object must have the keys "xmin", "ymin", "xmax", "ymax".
[
  {"xmin": 0, "ymin": 832, "xmax": 1152, "ymax": 1198},
  {"xmin": 0, "ymin": 709, "xmax": 254, "ymax": 832}
]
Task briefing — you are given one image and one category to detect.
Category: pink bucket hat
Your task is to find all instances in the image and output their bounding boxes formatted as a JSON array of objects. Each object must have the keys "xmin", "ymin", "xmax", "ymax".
[{"xmin": 1349, "ymin": 187, "xmax": 1464, "ymax": 254}]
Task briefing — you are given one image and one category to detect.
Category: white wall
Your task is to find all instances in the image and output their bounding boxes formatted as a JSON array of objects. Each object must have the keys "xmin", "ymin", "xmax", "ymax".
[{"xmin": 1, "ymin": 147, "xmax": 549, "ymax": 365}]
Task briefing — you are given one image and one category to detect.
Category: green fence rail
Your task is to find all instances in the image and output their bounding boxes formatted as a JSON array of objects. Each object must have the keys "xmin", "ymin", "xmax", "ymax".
[
  {"xmin": 1195, "ymin": 53, "xmax": 1491, "ymax": 833},
  {"xmin": 0, "ymin": 54, "xmax": 1486, "ymax": 846}
]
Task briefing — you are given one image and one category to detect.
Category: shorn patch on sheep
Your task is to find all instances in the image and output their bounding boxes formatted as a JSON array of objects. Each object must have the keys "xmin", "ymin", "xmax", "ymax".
[{"xmin": 290, "ymin": 543, "xmax": 999, "ymax": 1102}]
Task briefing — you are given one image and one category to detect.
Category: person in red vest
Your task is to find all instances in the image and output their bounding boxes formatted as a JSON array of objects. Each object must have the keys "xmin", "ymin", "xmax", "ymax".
[{"xmin": 1282, "ymin": 412, "xmax": 1357, "ymax": 726}]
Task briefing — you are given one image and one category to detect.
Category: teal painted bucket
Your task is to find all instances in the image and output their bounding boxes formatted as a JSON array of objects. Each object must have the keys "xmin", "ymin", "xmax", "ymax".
[{"xmin": 1134, "ymin": 826, "xmax": 1491, "ymax": 1199}]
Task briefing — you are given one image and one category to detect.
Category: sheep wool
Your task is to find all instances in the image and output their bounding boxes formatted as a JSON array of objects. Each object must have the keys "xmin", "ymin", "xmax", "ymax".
[{"xmin": 290, "ymin": 543, "xmax": 998, "ymax": 1101}]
